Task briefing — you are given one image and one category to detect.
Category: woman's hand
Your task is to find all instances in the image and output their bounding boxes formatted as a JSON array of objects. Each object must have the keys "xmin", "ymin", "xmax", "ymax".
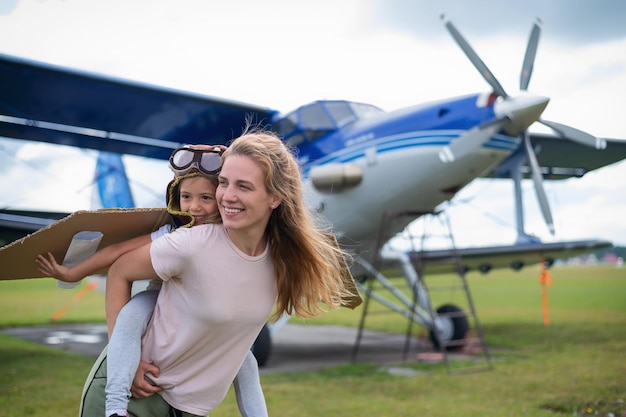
[{"xmin": 130, "ymin": 360, "xmax": 162, "ymax": 398}]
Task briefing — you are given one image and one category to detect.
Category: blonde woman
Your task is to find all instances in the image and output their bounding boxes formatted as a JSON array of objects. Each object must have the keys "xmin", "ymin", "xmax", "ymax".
[{"xmin": 82, "ymin": 129, "xmax": 358, "ymax": 417}]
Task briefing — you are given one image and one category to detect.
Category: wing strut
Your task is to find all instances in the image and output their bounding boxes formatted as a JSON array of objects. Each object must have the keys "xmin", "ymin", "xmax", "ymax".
[{"xmin": 508, "ymin": 146, "xmax": 543, "ymax": 244}]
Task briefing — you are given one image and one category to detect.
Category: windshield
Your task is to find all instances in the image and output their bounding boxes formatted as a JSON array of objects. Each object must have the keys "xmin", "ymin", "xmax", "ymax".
[{"xmin": 274, "ymin": 100, "xmax": 383, "ymax": 146}]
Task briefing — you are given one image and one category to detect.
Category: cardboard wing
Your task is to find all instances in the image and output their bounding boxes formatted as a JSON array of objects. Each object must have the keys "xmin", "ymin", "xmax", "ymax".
[{"xmin": 0, "ymin": 208, "xmax": 172, "ymax": 281}]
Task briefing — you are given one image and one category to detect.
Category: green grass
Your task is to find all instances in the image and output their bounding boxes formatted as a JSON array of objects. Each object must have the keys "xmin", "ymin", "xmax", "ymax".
[
  {"xmin": 0, "ymin": 278, "xmax": 105, "ymax": 326},
  {"xmin": 0, "ymin": 335, "xmax": 96, "ymax": 415},
  {"xmin": 1, "ymin": 266, "xmax": 625, "ymax": 416}
]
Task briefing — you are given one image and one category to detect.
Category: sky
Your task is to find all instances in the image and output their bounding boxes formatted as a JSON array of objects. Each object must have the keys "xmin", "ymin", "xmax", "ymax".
[{"xmin": 0, "ymin": 0, "xmax": 625, "ymax": 248}]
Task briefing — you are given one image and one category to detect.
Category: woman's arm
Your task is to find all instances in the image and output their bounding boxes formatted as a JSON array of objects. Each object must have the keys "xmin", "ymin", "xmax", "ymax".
[
  {"xmin": 105, "ymin": 243, "xmax": 156, "ymax": 338},
  {"xmin": 36, "ymin": 234, "xmax": 152, "ymax": 283}
]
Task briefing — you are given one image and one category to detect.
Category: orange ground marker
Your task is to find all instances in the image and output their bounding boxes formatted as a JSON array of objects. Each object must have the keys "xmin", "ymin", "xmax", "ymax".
[
  {"xmin": 50, "ymin": 280, "xmax": 98, "ymax": 321},
  {"xmin": 538, "ymin": 260, "xmax": 553, "ymax": 326}
]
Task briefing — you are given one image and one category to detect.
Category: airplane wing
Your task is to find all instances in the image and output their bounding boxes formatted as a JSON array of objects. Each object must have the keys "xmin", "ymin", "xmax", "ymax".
[
  {"xmin": 0, "ymin": 209, "xmax": 69, "ymax": 246},
  {"xmin": 3, "ymin": 52, "xmax": 625, "ymax": 176},
  {"xmin": 0, "ymin": 53, "xmax": 277, "ymax": 160},
  {"xmin": 488, "ymin": 132, "xmax": 626, "ymax": 180},
  {"xmin": 406, "ymin": 238, "xmax": 612, "ymax": 275}
]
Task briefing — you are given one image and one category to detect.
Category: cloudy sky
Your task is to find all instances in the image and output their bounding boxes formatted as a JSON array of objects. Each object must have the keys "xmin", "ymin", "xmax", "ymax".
[{"xmin": 0, "ymin": 0, "xmax": 625, "ymax": 248}]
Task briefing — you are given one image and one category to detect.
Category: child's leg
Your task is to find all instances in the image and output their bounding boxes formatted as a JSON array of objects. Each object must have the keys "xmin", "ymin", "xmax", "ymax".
[
  {"xmin": 233, "ymin": 350, "xmax": 268, "ymax": 417},
  {"xmin": 105, "ymin": 289, "xmax": 159, "ymax": 417}
]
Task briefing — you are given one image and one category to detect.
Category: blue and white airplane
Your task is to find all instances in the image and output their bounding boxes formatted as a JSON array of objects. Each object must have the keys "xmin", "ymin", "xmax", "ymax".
[{"xmin": 1, "ymin": 19, "xmax": 625, "ymax": 365}]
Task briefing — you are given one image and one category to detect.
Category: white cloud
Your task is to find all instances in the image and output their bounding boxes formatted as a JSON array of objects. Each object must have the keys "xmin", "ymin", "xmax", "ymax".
[{"xmin": 0, "ymin": 141, "xmax": 96, "ymax": 211}]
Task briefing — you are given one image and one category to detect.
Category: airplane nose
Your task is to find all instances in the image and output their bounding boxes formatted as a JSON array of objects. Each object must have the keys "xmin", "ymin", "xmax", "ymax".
[{"xmin": 495, "ymin": 93, "xmax": 549, "ymax": 136}]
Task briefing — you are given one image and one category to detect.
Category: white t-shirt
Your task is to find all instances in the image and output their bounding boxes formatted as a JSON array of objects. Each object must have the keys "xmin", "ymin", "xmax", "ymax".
[
  {"xmin": 144, "ymin": 224, "xmax": 173, "ymax": 291},
  {"xmin": 143, "ymin": 223, "xmax": 276, "ymax": 415},
  {"xmin": 150, "ymin": 224, "xmax": 172, "ymax": 240}
]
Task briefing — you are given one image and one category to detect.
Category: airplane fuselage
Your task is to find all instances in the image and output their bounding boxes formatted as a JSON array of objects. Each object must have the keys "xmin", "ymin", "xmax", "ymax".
[{"xmin": 279, "ymin": 94, "xmax": 521, "ymax": 261}]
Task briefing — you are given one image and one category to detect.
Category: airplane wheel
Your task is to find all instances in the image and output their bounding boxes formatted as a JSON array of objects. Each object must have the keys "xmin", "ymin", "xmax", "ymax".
[
  {"xmin": 478, "ymin": 264, "xmax": 492, "ymax": 274},
  {"xmin": 429, "ymin": 304, "xmax": 469, "ymax": 351},
  {"xmin": 251, "ymin": 324, "xmax": 271, "ymax": 367},
  {"xmin": 511, "ymin": 261, "xmax": 525, "ymax": 271}
]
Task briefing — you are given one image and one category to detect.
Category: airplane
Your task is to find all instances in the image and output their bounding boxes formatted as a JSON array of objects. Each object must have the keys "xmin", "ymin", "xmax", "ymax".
[{"xmin": 1, "ymin": 18, "xmax": 626, "ymax": 367}]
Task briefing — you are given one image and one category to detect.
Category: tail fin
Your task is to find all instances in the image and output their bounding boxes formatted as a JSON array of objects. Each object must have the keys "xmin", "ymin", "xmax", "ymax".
[{"xmin": 92, "ymin": 151, "xmax": 135, "ymax": 209}]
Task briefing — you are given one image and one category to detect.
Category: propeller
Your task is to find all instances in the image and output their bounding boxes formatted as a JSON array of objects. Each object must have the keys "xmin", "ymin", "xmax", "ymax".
[
  {"xmin": 442, "ymin": 17, "xmax": 508, "ymax": 98},
  {"xmin": 441, "ymin": 16, "xmax": 606, "ymax": 235},
  {"xmin": 439, "ymin": 118, "xmax": 507, "ymax": 163},
  {"xmin": 522, "ymin": 131, "xmax": 554, "ymax": 234},
  {"xmin": 538, "ymin": 119, "xmax": 607, "ymax": 149},
  {"xmin": 520, "ymin": 21, "xmax": 540, "ymax": 91},
  {"xmin": 518, "ymin": 20, "xmax": 606, "ymax": 150}
]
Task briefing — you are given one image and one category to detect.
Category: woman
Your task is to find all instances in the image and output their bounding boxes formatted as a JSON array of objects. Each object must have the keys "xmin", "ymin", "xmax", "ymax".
[{"xmin": 81, "ymin": 128, "xmax": 357, "ymax": 417}]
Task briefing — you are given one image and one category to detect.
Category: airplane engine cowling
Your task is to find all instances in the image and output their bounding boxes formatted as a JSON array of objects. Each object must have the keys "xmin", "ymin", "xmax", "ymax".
[{"xmin": 309, "ymin": 163, "xmax": 362, "ymax": 192}]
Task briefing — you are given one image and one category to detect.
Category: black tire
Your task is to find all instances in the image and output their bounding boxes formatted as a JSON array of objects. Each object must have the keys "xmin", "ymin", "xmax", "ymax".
[
  {"xmin": 428, "ymin": 304, "xmax": 469, "ymax": 351},
  {"xmin": 251, "ymin": 324, "xmax": 271, "ymax": 367}
]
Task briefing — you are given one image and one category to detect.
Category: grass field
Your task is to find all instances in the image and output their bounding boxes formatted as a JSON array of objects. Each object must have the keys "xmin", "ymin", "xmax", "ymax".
[{"xmin": 1, "ymin": 265, "xmax": 625, "ymax": 416}]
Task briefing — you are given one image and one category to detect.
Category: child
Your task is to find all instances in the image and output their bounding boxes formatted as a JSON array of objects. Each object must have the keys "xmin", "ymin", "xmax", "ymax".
[{"xmin": 36, "ymin": 146, "xmax": 268, "ymax": 417}]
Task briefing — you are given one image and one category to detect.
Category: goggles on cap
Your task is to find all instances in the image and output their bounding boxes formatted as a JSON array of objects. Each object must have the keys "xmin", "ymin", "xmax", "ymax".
[{"xmin": 168, "ymin": 146, "xmax": 223, "ymax": 177}]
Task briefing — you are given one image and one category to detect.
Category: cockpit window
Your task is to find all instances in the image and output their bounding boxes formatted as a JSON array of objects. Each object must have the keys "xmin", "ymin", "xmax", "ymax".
[{"xmin": 274, "ymin": 100, "xmax": 383, "ymax": 146}]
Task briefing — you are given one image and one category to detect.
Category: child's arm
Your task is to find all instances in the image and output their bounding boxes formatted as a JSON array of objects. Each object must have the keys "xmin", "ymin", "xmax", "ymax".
[{"xmin": 36, "ymin": 234, "xmax": 152, "ymax": 283}]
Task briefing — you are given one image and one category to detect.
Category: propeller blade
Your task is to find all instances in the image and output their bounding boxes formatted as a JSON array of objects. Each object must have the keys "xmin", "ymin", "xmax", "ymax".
[
  {"xmin": 539, "ymin": 119, "xmax": 607, "ymax": 149},
  {"xmin": 439, "ymin": 118, "xmax": 507, "ymax": 163},
  {"xmin": 522, "ymin": 133, "xmax": 555, "ymax": 235},
  {"xmin": 442, "ymin": 16, "xmax": 508, "ymax": 98},
  {"xmin": 520, "ymin": 21, "xmax": 541, "ymax": 91}
]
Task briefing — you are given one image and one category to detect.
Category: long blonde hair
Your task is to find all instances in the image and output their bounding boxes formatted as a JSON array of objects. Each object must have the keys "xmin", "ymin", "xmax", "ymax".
[{"xmin": 224, "ymin": 128, "xmax": 358, "ymax": 319}]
